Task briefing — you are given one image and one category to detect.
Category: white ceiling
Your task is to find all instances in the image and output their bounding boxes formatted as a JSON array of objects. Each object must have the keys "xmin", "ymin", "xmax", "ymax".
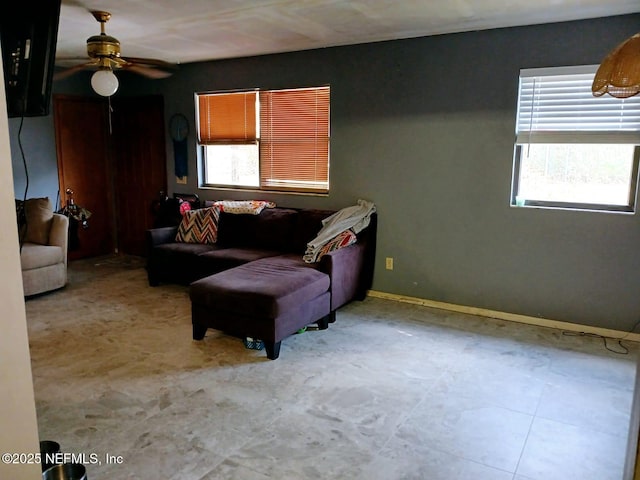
[{"xmin": 55, "ymin": 0, "xmax": 640, "ymax": 66}]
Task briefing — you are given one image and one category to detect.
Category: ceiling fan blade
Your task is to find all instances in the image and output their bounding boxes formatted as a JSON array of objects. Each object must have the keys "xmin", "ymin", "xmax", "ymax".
[
  {"xmin": 123, "ymin": 63, "xmax": 175, "ymax": 79},
  {"xmin": 121, "ymin": 56, "xmax": 177, "ymax": 69},
  {"xmin": 119, "ymin": 56, "xmax": 178, "ymax": 79},
  {"xmin": 53, "ymin": 61, "xmax": 98, "ymax": 80}
]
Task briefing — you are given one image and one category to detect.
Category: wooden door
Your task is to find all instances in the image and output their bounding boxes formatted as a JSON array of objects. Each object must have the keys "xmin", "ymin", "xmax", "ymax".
[
  {"xmin": 54, "ymin": 95, "xmax": 115, "ymax": 260},
  {"xmin": 111, "ymin": 95, "xmax": 167, "ymax": 256},
  {"xmin": 54, "ymin": 94, "xmax": 167, "ymax": 260}
]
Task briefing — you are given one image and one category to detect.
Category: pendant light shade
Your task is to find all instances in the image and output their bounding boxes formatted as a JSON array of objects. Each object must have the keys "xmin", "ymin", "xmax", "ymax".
[
  {"xmin": 91, "ymin": 69, "xmax": 119, "ymax": 97},
  {"xmin": 592, "ymin": 33, "xmax": 640, "ymax": 99}
]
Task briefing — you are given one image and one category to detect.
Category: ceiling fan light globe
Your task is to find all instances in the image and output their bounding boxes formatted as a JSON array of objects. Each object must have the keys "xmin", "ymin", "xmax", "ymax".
[{"xmin": 91, "ymin": 69, "xmax": 119, "ymax": 96}]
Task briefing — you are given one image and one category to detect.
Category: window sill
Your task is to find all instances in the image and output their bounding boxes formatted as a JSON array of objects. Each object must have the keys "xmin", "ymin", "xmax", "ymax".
[
  {"xmin": 198, "ymin": 184, "xmax": 329, "ymax": 197},
  {"xmin": 510, "ymin": 203, "xmax": 635, "ymax": 215}
]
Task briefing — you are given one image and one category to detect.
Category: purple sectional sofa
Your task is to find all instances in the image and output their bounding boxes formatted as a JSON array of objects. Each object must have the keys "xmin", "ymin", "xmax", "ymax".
[{"xmin": 146, "ymin": 207, "xmax": 376, "ymax": 359}]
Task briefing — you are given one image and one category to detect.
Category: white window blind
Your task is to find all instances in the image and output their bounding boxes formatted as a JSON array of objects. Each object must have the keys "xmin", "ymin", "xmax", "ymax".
[{"xmin": 516, "ymin": 65, "xmax": 640, "ymax": 144}]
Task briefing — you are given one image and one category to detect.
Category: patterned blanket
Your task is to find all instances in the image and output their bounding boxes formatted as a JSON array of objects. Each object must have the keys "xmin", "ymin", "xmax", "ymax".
[
  {"xmin": 213, "ymin": 200, "xmax": 276, "ymax": 215},
  {"xmin": 304, "ymin": 199, "xmax": 376, "ymax": 263}
]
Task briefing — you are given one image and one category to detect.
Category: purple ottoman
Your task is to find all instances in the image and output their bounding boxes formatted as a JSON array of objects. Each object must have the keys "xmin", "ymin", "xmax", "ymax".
[{"xmin": 189, "ymin": 255, "xmax": 332, "ymax": 359}]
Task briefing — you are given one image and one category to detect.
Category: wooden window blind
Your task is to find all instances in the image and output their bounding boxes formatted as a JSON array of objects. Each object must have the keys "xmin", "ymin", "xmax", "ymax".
[
  {"xmin": 197, "ymin": 91, "xmax": 257, "ymax": 144},
  {"xmin": 259, "ymin": 86, "xmax": 330, "ymax": 192}
]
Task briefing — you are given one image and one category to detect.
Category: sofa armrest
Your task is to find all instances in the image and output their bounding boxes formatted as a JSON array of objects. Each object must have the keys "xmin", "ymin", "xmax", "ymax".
[
  {"xmin": 318, "ymin": 242, "xmax": 367, "ymax": 310},
  {"xmin": 49, "ymin": 213, "xmax": 69, "ymax": 265},
  {"xmin": 147, "ymin": 226, "xmax": 178, "ymax": 248},
  {"xmin": 146, "ymin": 226, "xmax": 179, "ymax": 286},
  {"xmin": 316, "ymin": 214, "xmax": 377, "ymax": 310}
]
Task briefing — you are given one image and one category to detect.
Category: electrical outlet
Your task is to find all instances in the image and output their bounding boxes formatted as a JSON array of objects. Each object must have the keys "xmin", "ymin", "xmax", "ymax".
[{"xmin": 385, "ymin": 257, "xmax": 393, "ymax": 270}]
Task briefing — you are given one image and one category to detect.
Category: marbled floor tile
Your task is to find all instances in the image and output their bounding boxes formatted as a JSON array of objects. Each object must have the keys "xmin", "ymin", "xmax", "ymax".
[
  {"xmin": 436, "ymin": 338, "xmax": 554, "ymax": 416},
  {"xmin": 535, "ymin": 377, "xmax": 633, "ymax": 437},
  {"xmin": 338, "ymin": 301, "xmax": 479, "ymax": 353},
  {"xmin": 85, "ymin": 426, "xmax": 226, "ymax": 480},
  {"xmin": 198, "ymin": 459, "xmax": 272, "ymax": 480},
  {"xmin": 36, "ymin": 392, "xmax": 154, "ymax": 455},
  {"xmin": 333, "ymin": 309, "xmax": 493, "ymax": 379},
  {"xmin": 356, "ymin": 436, "xmax": 515, "ymax": 480},
  {"xmin": 456, "ymin": 332, "xmax": 554, "ymax": 371},
  {"xmin": 295, "ymin": 366, "xmax": 432, "ymax": 452},
  {"xmin": 547, "ymin": 343, "xmax": 637, "ymax": 389},
  {"xmin": 393, "ymin": 393, "xmax": 534, "ymax": 472},
  {"xmin": 223, "ymin": 407, "xmax": 380, "ymax": 480},
  {"xmin": 329, "ymin": 339, "xmax": 457, "ymax": 385},
  {"xmin": 516, "ymin": 417, "xmax": 628, "ymax": 480},
  {"xmin": 107, "ymin": 384, "xmax": 291, "ymax": 462},
  {"xmin": 428, "ymin": 362, "xmax": 546, "ymax": 416}
]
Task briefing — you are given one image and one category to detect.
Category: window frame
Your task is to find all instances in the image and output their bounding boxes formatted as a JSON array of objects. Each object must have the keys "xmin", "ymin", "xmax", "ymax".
[
  {"xmin": 196, "ymin": 86, "xmax": 330, "ymax": 195},
  {"xmin": 511, "ymin": 65, "xmax": 640, "ymax": 213}
]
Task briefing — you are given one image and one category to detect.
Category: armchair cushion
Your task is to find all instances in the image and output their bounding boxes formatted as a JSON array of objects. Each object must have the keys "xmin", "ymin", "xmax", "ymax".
[
  {"xmin": 20, "ymin": 244, "xmax": 64, "ymax": 270},
  {"xmin": 23, "ymin": 197, "xmax": 54, "ymax": 245}
]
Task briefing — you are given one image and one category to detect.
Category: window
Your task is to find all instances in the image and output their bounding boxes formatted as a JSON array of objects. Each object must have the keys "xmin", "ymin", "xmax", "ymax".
[
  {"xmin": 512, "ymin": 66, "xmax": 640, "ymax": 212},
  {"xmin": 196, "ymin": 86, "xmax": 330, "ymax": 193}
]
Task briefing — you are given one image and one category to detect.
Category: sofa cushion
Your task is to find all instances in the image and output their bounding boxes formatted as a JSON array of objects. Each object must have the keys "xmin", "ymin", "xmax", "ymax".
[
  {"xmin": 197, "ymin": 247, "xmax": 282, "ymax": 273},
  {"xmin": 23, "ymin": 197, "xmax": 53, "ymax": 245},
  {"xmin": 150, "ymin": 242, "xmax": 219, "ymax": 284},
  {"xmin": 293, "ymin": 209, "xmax": 335, "ymax": 254},
  {"xmin": 155, "ymin": 242, "xmax": 217, "ymax": 255},
  {"xmin": 254, "ymin": 209, "xmax": 298, "ymax": 251},
  {"xmin": 175, "ymin": 206, "xmax": 220, "ymax": 244},
  {"xmin": 20, "ymin": 243, "xmax": 64, "ymax": 270},
  {"xmin": 216, "ymin": 208, "xmax": 298, "ymax": 251},
  {"xmin": 215, "ymin": 211, "xmax": 258, "ymax": 247},
  {"xmin": 190, "ymin": 255, "xmax": 330, "ymax": 319}
]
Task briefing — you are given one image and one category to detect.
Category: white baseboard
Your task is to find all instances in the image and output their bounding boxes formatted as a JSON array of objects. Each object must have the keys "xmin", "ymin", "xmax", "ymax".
[{"xmin": 367, "ymin": 290, "xmax": 640, "ymax": 343}]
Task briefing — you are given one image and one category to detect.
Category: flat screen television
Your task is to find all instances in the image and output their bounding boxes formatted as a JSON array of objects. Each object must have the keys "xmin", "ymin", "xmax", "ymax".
[{"xmin": 0, "ymin": 0, "xmax": 61, "ymax": 118}]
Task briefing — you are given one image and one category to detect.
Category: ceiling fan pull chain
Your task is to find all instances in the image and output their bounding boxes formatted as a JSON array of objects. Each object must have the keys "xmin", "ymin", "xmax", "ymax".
[{"xmin": 108, "ymin": 96, "xmax": 113, "ymax": 135}]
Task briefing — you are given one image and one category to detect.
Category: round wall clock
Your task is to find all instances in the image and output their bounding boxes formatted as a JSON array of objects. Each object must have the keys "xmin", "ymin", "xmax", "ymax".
[{"xmin": 169, "ymin": 113, "xmax": 189, "ymax": 141}]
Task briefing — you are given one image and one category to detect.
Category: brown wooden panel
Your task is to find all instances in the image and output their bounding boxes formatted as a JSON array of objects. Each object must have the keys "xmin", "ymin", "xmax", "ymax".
[
  {"xmin": 111, "ymin": 95, "xmax": 167, "ymax": 257},
  {"xmin": 54, "ymin": 95, "xmax": 115, "ymax": 260}
]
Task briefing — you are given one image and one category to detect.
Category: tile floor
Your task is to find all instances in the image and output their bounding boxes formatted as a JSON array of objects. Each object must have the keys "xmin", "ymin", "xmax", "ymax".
[{"xmin": 26, "ymin": 257, "xmax": 639, "ymax": 479}]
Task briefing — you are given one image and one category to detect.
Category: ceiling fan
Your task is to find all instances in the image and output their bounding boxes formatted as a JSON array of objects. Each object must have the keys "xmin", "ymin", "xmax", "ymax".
[{"xmin": 54, "ymin": 10, "xmax": 177, "ymax": 96}]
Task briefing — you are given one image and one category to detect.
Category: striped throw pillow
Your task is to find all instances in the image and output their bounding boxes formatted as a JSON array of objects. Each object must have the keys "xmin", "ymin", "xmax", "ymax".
[{"xmin": 175, "ymin": 206, "xmax": 220, "ymax": 244}]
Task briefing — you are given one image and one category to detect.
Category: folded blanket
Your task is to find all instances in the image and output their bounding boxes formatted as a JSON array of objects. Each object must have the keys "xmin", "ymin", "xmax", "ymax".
[
  {"xmin": 213, "ymin": 200, "xmax": 276, "ymax": 215},
  {"xmin": 304, "ymin": 199, "xmax": 376, "ymax": 263}
]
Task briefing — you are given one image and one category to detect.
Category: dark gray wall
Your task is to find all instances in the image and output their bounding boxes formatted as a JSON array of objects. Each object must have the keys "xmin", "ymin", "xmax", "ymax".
[{"xmin": 10, "ymin": 14, "xmax": 640, "ymax": 331}]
